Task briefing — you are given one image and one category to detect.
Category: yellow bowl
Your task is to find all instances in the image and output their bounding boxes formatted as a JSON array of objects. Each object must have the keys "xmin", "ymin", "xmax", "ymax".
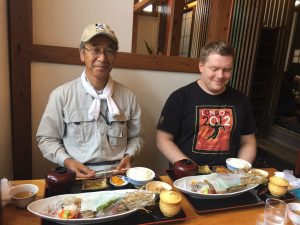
[
  {"xmin": 268, "ymin": 181, "xmax": 288, "ymax": 197},
  {"xmin": 159, "ymin": 191, "xmax": 182, "ymax": 217},
  {"xmin": 159, "ymin": 200, "xmax": 181, "ymax": 217}
]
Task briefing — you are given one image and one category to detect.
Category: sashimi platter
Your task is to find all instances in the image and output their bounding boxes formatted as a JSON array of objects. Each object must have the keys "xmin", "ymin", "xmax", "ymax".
[
  {"xmin": 174, "ymin": 168, "xmax": 268, "ymax": 199},
  {"xmin": 27, "ymin": 189, "xmax": 155, "ymax": 224}
]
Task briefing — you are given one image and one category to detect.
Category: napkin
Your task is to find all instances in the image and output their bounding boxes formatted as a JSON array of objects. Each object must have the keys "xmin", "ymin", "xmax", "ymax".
[
  {"xmin": 275, "ymin": 170, "xmax": 300, "ymax": 189},
  {"xmin": 1, "ymin": 177, "xmax": 12, "ymax": 206}
]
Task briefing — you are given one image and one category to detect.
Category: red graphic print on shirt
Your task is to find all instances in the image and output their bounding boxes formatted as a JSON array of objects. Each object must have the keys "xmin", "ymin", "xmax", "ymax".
[{"xmin": 192, "ymin": 106, "xmax": 235, "ymax": 153}]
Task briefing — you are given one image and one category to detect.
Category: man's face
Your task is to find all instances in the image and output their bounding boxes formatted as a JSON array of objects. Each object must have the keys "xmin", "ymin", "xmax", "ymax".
[
  {"xmin": 198, "ymin": 53, "xmax": 234, "ymax": 95},
  {"xmin": 80, "ymin": 35, "xmax": 117, "ymax": 84}
]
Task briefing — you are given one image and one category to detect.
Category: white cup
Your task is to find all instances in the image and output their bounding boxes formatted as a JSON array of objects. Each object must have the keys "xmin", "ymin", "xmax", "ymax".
[{"xmin": 264, "ymin": 198, "xmax": 287, "ymax": 225}]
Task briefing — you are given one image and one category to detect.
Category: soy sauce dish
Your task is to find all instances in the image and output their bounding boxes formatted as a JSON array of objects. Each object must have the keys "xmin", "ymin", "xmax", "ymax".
[{"xmin": 109, "ymin": 175, "xmax": 129, "ymax": 187}]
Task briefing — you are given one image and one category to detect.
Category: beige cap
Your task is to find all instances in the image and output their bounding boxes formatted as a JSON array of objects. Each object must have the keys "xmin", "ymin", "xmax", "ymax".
[{"xmin": 80, "ymin": 23, "xmax": 118, "ymax": 48}]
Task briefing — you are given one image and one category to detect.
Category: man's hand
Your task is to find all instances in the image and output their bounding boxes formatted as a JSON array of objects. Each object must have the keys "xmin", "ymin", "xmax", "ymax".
[
  {"xmin": 115, "ymin": 155, "xmax": 132, "ymax": 172},
  {"xmin": 64, "ymin": 158, "xmax": 96, "ymax": 178}
]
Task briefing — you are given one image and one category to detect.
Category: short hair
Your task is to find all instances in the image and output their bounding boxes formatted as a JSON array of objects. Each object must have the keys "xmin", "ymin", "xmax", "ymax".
[{"xmin": 199, "ymin": 40, "xmax": 236, "ymax": 63}]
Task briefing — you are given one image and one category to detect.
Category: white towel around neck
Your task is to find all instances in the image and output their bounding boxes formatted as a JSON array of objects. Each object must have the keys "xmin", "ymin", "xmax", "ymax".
[{"xmin": 81, "ymin": 72, "xmax": 120, "ymax": 120}]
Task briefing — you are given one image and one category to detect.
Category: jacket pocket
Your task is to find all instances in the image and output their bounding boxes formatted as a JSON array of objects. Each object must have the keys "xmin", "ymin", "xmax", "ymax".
[
  {"xmin": 106, "ymin": 121, "xmax": 127, "ymax": 147},
  {"xmin": 64, "ymin": 109, "xmax": 96, "ymax": 146}
]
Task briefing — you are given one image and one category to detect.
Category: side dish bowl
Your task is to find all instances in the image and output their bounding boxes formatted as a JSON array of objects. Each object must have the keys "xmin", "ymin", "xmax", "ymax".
[
  {"xmin": 110, "ymin": 175, "xmax": 129, "ymax": 187},
  {"xmin": 226, "ymin": 158, "xmax": 252, "ymax": 171},
  {"xmin": 146, "ymin": 181, "xmax": 172, "ymax": 194},
  {"xmin": 126, "ymin": 167, "xmax": 155, "ymax": 187},
  {"xmin": 10, "ymin": 184, "xmax": 39, "ymax": 208}
]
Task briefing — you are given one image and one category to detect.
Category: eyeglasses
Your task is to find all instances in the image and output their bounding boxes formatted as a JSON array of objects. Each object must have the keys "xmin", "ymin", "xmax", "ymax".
[{"xmin": 83, "ymin": 47, "xmax": 117, "ymax": 58}]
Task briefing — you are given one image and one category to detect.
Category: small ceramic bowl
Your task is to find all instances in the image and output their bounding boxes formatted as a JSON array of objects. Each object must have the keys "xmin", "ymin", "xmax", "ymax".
[
  {"xmin": 226, "ymin": 158, "xmax": 252, "ymax": 171},
  {"xmin": 146, "ymin": 181, "xmax": 172, "ymax": 194},
  {"xmin": 126, "ymin": 167, "xmax": 155, "ymax": 187},
  {"xmin": 10, "ymin": 184, "xmax": 38, "ymax": 208},
  {"xmin": 109, "ymin": 175, "xmax": 129, "ymax": 187},
  {"xmin": 287, "ymin": 202, "xmax": 300, "ymax": 225}
]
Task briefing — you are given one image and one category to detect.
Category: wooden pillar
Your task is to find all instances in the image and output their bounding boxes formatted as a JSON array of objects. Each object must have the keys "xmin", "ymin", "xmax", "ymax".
[
  {"xmin": 8, "ymin": 0, "xmax": 32, "ymax": 179},
  {"xmin": 207, "ymin": 0, "xmax": 234, "ymax": 42},
  {"xmin": 166, "ymin": 0, "xmax": 185, "ymax": 56}
]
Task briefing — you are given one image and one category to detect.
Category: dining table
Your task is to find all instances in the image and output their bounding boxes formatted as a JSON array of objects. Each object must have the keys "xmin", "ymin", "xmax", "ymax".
[{"xmin": 2, "ymin": 168, "xmax": 296, "ymax": 225}]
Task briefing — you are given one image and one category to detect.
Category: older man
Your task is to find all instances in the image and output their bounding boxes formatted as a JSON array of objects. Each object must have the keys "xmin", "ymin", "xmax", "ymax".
[
  {"xmin": 37, "ymin": 23, "xmax": 144, "ymax": 178},
  {"xmin": 156, "ymin": 41, "xmax": 256, "ymax": 166}
]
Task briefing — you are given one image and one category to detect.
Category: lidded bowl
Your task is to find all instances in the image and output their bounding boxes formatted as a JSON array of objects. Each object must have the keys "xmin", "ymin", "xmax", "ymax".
[
  {"xmin": 173, "ymin": 159, "xmax": 198, "ymax": 179},
  {"xmin": 45, "ymin": 166, "xmax": 76, "ymax": 194}
]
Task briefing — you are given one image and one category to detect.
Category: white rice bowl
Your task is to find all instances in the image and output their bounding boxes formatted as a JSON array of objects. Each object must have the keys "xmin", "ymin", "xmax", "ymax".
[
  {"xmin": 126, "ymin": 167, "xmax": 155, "ymax": 187},
  {"xmin": 226, "ymin": 158, "xmax": 252, "ymax": 171}
]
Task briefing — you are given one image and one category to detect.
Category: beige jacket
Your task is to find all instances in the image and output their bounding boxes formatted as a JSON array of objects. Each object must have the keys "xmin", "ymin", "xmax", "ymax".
[{"xmin": 37, "ymin": 75, "xmax": 144, "ymax": 170}]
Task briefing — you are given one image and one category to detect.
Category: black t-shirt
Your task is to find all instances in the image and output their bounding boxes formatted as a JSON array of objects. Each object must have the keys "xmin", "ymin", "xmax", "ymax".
[{"xmin": 157, "ymin": 81, "xmax": 257, "ymax": 166}]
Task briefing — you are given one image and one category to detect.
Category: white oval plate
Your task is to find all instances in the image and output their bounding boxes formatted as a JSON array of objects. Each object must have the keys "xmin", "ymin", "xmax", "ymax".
[
  {"xmin": 27, "ymin": 189, "xmax": 154, "ymax": 225},
  {"xmin": 173, "ymin": 174, "xmax": 259, "ymax": 199}
]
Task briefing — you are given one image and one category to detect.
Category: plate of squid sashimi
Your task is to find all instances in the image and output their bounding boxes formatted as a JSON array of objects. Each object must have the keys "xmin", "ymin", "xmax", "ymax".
[
  {"xmin": 27, "ymin": 189, "xmax": 155, "ymax": 224},
  {"xmin": 174, "ymin": 170, "xmax": 267, "ymax": 199}
]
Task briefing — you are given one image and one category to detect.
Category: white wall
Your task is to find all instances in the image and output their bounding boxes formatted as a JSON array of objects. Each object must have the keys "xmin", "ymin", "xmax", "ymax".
[
  {"xmin": 32, "ymin": 0, "xmax": 133, "ymax": 51},
  {"xmin": 30, "ymin": 0, "xmax": 199, "ymax": 178},
  {"xmin": 0, "ymin": 0, "xmax": 13, "ymax": 179}
]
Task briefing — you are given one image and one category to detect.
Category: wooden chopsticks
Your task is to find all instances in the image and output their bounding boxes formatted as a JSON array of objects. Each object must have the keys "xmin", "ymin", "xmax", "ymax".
[
  {"xmin": 76, "ymin": 168, "xmax": 129, "ymax": 180},
  {"xmin": 95, "ymin": 168, "xmax": 129, "ymax": 176}
]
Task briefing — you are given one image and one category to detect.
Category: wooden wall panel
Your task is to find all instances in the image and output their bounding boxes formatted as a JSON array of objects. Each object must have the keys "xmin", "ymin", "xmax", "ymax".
[
  {"xmin": 261, "ymin": 0, "xmax": 294, "ymax": 118},
  {"xmin": 229, "ymin": 0, "xmax": 265, "ymax": 96},
  {"xmin": 207, "ymin": 0, "xmax": 234, "ymax": 42},
  {"xmin": 228, "ymin": 0, "xmax": 294, "ymax": 135},
  {"xmin": 190, "ymin": 0, "xmax": 211, "ymax": 58}
]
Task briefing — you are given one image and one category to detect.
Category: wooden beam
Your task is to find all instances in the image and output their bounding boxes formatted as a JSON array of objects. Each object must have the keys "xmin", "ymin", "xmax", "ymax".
[
  {"xmin": 8, "ymin": 0, "xmax": 32, "ymax": 179},
  {"xmin": 131, "ymin": 0, "xmax": 139, "ymax": 53},
  {"xmin": 134, "ymin": 0, "xmax": 160, "ymax": 12},
  {"xmin": 31, "ymin": 45, "xmax": 199, "ymax": 73},
  {"xmin": 169, "ymin": 0, "xmax": 185, "ymax": 56}
]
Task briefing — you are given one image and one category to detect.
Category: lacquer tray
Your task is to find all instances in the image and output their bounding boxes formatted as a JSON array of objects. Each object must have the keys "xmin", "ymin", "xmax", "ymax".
[
  {"xmin": 167, "ymin": 169, "xmax": 295, "ymax": 214},
  {"xmin": 41, "ymin": 175, "xmax": 187, "ymax": 225}
]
